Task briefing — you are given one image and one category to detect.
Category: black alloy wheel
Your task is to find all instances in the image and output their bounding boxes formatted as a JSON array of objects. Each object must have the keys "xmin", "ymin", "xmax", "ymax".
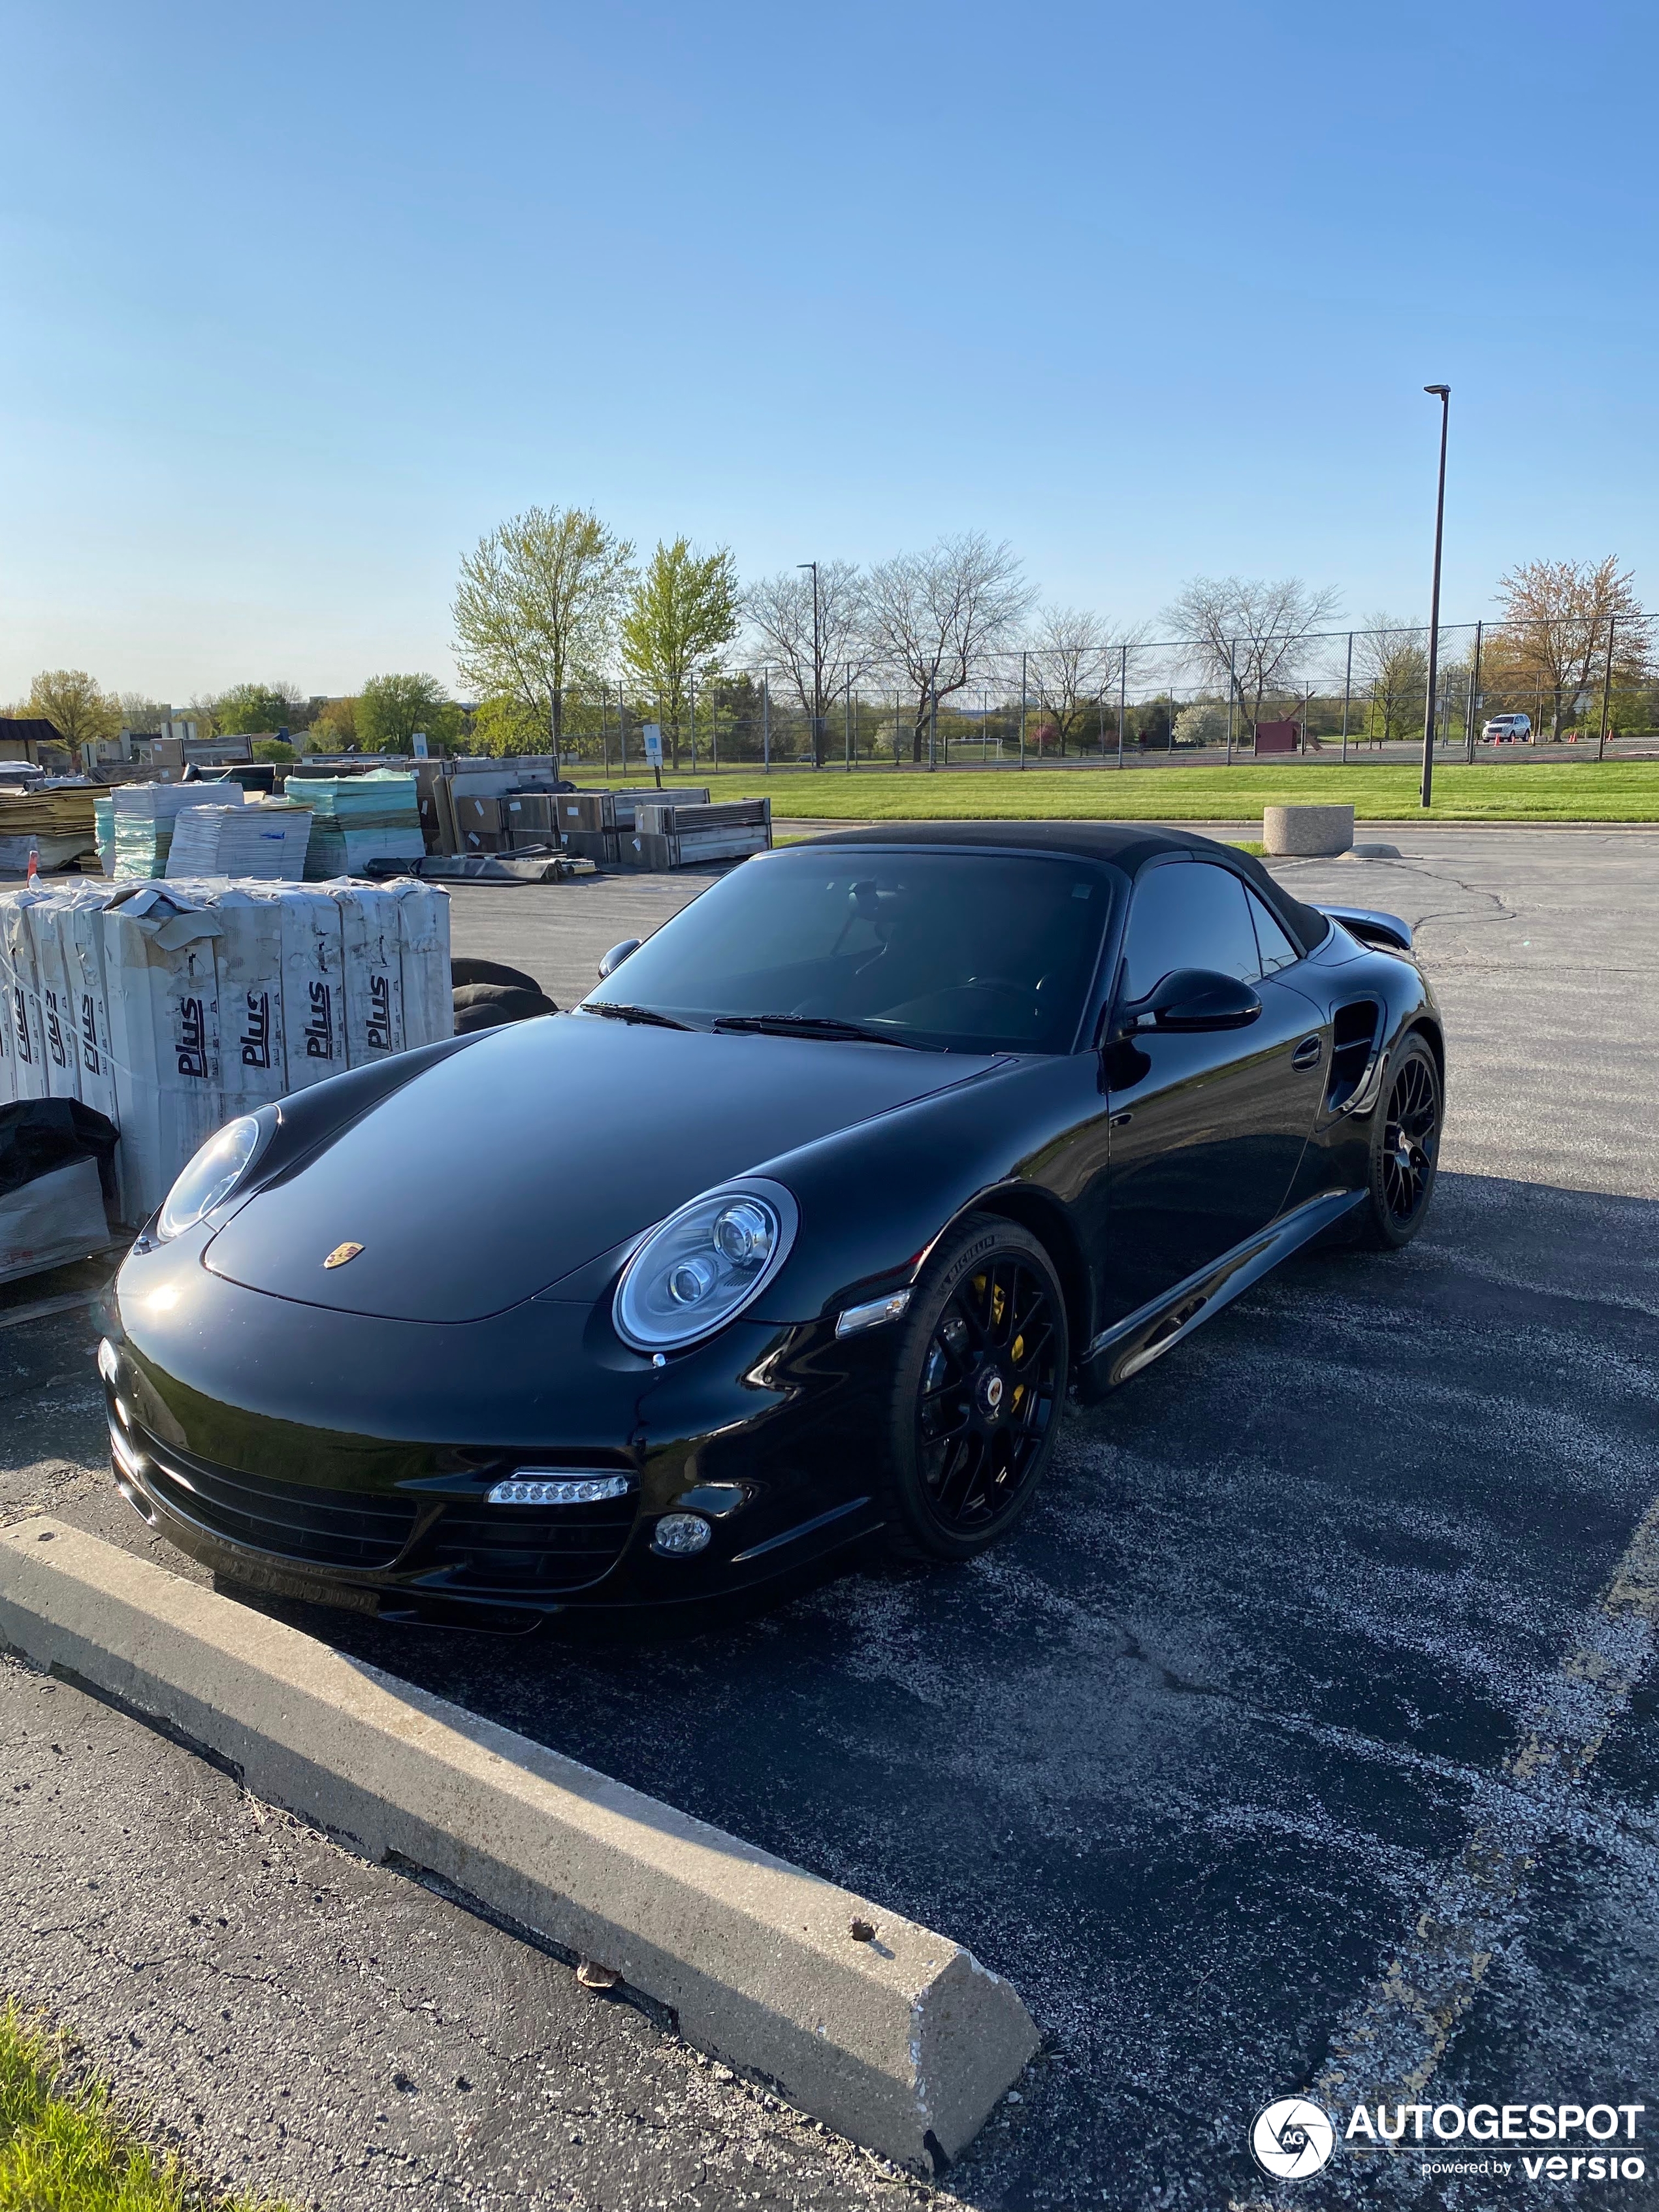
[
  {"xmin": 883, "ymin": 1215, "xmax": 1068, "ymax": 1562},
  {"xmin": 1357, "ymin": 1033, "xmax": 1443, "ymax": 1249}
]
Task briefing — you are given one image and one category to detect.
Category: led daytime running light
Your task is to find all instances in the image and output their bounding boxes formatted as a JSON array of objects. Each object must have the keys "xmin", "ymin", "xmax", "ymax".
[{"xmin": 487, "ymin": 1475, "xmax": 634, "ymax": 1506}]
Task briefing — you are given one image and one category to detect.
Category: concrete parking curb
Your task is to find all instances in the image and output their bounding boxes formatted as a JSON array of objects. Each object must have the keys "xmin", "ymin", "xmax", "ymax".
[{"xmin": 0, "ymin": 1516, "xmax": 1037, "ymax": 2170}]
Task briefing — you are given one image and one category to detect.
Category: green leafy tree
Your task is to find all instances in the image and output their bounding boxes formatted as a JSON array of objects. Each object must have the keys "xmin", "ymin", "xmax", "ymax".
[
  {"xmin": 453, "ymin": 505, "xmax": 635, "ymax": 777},
  {"xmin": 357, "ymin": 673, "xmax": 460, "ymax": 754},
  {"xmin": 210, "ymin": 681, "xmax": 306, "ymax": 735},
  {"xmin": 251, "ymin": 738, "xmax": 298, "ymax": 763},
  {"xmin": 620, "ymin": 539, "xmax": 740, "ymax": 770},
  {"xmin": 26, "ymin": 669, "xmax": 120, "ymax": 759},
  {"xmin": 470, "ymin": 693, "xmax": 549, "ymax": 758},
  {"xmin": 308, "ymin": 697, "xmax": 359, "ymax": 750}
]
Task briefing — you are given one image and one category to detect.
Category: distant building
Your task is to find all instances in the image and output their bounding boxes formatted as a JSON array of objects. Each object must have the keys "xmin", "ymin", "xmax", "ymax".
[{"xmin": 0, "ymin": 718, "xmax": 73, "ymax": 771}]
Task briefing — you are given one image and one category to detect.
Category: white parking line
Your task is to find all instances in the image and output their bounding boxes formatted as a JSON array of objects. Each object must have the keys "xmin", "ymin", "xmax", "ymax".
[{"xmin": 1313, "ymin": 1495, "xmax": 1659, "ymax": 2117}]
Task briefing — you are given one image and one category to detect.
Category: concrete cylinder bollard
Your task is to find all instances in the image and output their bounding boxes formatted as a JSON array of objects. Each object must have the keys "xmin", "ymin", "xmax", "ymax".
[{"xmin": 1263, "ymin": 803, "xmax": 1355, "ymax": 858}]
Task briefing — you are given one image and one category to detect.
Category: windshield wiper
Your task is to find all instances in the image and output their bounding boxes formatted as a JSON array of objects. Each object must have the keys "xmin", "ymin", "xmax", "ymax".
[
  {"xmin": 580, "ymin": 1001, "xmax": 690, "ymax": 1031},
  {"xmin": 711, "ymin": 1013, "xmax": 935, "ymax": 1050}
]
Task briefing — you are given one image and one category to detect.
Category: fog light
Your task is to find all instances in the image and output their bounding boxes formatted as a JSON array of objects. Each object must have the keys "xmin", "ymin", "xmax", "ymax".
[
  {"xmin": 652, "ymin": 1513, "xmax": 711, "ymax": 1557},
  {"xmin": 97, "ymin": 1338, "xmax": 120, "ymax": 1386},
  {"xmin": 487, "ymin": 1475, "xmax": 633, "ymax": 1506}
]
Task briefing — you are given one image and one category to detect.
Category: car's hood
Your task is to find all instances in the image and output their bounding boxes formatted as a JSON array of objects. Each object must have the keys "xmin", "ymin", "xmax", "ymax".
[{"xmin": 203, "ymin": 1013, "xmax": 998, "ymax": 1322}]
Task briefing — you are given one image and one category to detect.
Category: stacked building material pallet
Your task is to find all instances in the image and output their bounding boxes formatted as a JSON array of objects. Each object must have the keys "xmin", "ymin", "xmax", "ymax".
[
  {"xmin": 609, "ymin": 788, "xmax": 708, "ymax": 830},
  {"xmin": 112, "ymin": 781, "xmax": 246, "ymax": 880},
  {"xmin": 289, "ymin": 772, "xmax": 423, "ymax": 878},
  {"xmin": 0, "ymin": 878, "xmax": 452, "ymax": 1222},
  {"xmin": 0, "ymin": 784, "xmax": 101, "ymax": 874},
  {"xmin": 624, "ymin": 797, "xmax": 771, "ymax": 869},
  {"xmin": 165, "ymin": 799, "xmax": 314, "ymax": 881},
  {"xmin": 557, "ymin": 788, "xmax": 714, "ymax": 866},
  {"xmin": 413, "ymin": 760, "xmax": 568, "ymax": 856}
]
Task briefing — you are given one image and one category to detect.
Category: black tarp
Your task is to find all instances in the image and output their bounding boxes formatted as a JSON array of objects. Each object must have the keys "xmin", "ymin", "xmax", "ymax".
[{"xmin": 0, "ymin": 1099, "xmax": 120, "ymax": 1209}]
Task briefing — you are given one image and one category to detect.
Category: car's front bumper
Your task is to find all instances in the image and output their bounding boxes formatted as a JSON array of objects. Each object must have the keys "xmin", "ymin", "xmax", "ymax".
[{"xmin": 105, "ymin": 1230, "xmax": 895, "ymax": 1623}]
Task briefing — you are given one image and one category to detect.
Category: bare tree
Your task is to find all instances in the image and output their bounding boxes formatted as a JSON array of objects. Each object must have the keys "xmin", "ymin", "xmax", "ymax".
[
  {"xmin": 1164, "ymin": 576, "xmax": 1340, "ymax": 735},
  {"xmin": 1029, "ymin": 606, "xmax": 1148, "ymax": 754},
  {"xmin": 453, "ymin": 505, "xmax": 635, "ymax": 776},
  {"xmin": 1353, "ymin": 615, "xmax": 1428, "ymax": 748},
  {"xmin": 1489, "ymin": 556, "xmax": 1647, "ymax": 737},
  {"xmin": 743, "ymin": 561, "xmax": 869, "ymax": 765},
  {"xmin": 865, "ymin": 534, "xmax": 1034, "ymax": 761}
]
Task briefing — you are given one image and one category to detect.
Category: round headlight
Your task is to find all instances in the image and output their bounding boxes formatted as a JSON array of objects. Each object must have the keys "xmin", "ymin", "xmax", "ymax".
[
  {"xmin": 155, "ymin": 1115, "xmax": 266, "ymax": 1242},
  {"xmin": 613, "ymin": 1180, "xmax": 798, "ymax": 1353}
]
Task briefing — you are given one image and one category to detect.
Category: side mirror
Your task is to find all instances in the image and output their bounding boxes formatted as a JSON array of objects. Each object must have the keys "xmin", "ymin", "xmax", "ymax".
[
  {"xmin": 598, "ymin": 938, "xmax": 641, "ymax": 980},
  {"xmin": 1123, "ymin": 967, "xmax": 1262, "ymax": 1033}
]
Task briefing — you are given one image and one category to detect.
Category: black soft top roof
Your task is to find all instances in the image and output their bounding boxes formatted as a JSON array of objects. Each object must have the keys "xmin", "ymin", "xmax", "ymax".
[{"xmin": 809, "ymin": 820, "xmax": 1330, "ymax": 953}]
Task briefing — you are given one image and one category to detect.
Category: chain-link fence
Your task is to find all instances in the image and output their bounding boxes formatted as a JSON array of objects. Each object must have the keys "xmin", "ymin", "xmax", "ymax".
[{"xmin": 528, "ymin": 614, "xmax": 1659, "ymax": 774}]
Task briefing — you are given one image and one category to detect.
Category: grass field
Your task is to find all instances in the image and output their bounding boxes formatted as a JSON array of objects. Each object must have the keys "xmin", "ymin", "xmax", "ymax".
[
  {"xmin": 0, "ymin": 2002, "xmax": 280, "ymax": 2211},
  {"xmin": 591, "ymin": 760, "xmax": 1659, "ymax": 822}
]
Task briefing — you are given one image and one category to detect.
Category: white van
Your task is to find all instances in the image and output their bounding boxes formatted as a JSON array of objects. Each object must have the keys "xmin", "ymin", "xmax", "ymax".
[{"xmin": 1482, "ymin": 713, "xmax": 1532, "ymax": 743}]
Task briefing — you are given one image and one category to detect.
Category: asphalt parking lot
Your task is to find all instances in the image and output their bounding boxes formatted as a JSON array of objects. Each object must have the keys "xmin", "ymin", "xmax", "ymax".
[{"xmin": 1, "ymin": 825, "xmax": 1656, "ymax": 2210}]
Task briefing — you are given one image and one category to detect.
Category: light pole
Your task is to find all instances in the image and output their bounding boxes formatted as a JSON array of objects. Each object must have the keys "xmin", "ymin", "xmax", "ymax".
[
  {"xmin": 1420, "ymin": 383, "xmax": 1451, "ymax": 808},
  {"xmin": 797, "ymin": 562, "xmax": 821, "ymax": 768}
]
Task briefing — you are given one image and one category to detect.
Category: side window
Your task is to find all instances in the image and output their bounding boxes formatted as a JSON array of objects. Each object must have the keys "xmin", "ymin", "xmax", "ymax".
[
  {"xmin": 1248, "ymin": 889, "xmax": 1301, "ymax": 974},
  {"xmin": 1120, "ymin": 862, "xmax": 1261, "ymax": 999}
]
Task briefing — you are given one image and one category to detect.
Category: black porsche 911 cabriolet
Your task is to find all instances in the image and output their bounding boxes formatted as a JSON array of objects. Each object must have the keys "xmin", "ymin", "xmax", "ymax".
[{"xmin": 101, "ymin": 824, "xmax": 1442, "ymax": 1628}]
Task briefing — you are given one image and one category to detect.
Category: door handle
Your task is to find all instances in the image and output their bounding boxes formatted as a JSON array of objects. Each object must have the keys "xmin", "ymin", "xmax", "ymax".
[
  {"xmin": 1110, "ymin": 1110, "xmax": 1133, "ymax": 1128},
  {"xmin": 1291, "ymin": 1034, "xmax": 1323, "ymax": 1070}
]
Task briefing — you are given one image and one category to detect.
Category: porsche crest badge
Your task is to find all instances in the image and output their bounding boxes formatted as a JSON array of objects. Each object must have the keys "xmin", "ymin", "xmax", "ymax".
[{"xmin": 323, "ymin": 1242, "xmax": 364, "ymax": 1269}]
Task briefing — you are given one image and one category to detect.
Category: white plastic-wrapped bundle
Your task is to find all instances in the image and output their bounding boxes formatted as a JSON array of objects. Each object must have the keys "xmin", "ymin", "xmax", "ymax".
[
  {"xmin": 0, "ymin": 878, "xmax": 453, "ymax": 1229},
  {"xmin": 103, "ymin": 885, "xmax": 227, "ymax": 1222},
  {"xmin": 329, "ymin": 883, "xmax": 406, "ymax": 1067},
  {"xmin": 211, "ymin": 887, "xmax": 291, "ymax": 1113},
  {"xmin": 0, "ymin": 892, "xmax": 50, "ymax": 1102},
  {"xmin": 62, "ymin": 886, "xmax": 119, "ymax": 1129},
  {"xmin": 388, "ymin": 878, "xmax": 452, "ymax": 1047},
  {"xmin": 30, "ymin": 891, "xmax": 97, "ymax": 1102},
  {"xmin": 278, "ymin": 886, "xmax": 349, "ymax": 1093},
  {"xmin": 0, "ymin": 885, "xmax": 120, "ymax": 1121}
]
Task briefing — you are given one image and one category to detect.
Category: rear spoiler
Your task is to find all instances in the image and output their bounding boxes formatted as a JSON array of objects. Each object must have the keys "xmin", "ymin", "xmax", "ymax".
[{"xmin": 1317, "ymin": 905, "xmax": 1413, "ymax": 953}]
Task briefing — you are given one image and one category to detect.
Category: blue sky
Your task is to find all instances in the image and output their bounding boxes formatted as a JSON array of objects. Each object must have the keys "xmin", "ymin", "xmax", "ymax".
[{"xmin": 3, "ymin": 0, "xmax": 1652, "ymax": 699}]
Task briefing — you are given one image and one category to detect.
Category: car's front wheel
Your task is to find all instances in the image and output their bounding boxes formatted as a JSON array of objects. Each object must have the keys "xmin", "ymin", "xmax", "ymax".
[{"xmin": 881, "ymin": 1215, "xmax": 1068, "ymax": 1562}]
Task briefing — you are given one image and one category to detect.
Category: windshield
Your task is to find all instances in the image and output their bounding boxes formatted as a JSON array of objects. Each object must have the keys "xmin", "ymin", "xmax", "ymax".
[{"xmin": 581, "ymin": 848, "xmax": 1116, "ymax": 1053}]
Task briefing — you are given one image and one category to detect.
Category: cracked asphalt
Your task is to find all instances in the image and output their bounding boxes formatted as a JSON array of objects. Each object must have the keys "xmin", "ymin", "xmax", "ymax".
[{"xmin": 1, "ymin": 825, "xmax": 1656, "ymax": 2210}]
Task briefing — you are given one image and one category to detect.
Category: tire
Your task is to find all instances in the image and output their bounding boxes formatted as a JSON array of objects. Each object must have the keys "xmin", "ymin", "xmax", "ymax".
[
  {"xmin": 451, "ymin": 957, "xmax": 545, "ymax": 993},
  {"xmin": 452, "ymin": 981, "xmax": 559, "ymax": 1032},
  {"xmin": 880, "ymin": 1214, "xmax": 1069, "ymax": 1563},
  {"xmin": 1355, "ymin": 1033, "xmax": 1442, "ymax": 1249}
]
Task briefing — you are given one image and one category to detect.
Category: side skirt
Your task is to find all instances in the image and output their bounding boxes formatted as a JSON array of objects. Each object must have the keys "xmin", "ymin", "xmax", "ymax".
[{"xmin": 1078, "ymin": 1189, "xmax": 1366, "ymax": 1394}]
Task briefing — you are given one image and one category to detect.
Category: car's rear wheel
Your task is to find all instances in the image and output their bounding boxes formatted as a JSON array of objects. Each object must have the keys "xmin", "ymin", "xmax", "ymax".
[
  {"xmin": 1356, "ymin": 1034, "xmax": 1442, "ymax": 1249},
  {"xmin": 882, "ymin": 1215, "xmax": 1068, "ymax": 1562}
]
